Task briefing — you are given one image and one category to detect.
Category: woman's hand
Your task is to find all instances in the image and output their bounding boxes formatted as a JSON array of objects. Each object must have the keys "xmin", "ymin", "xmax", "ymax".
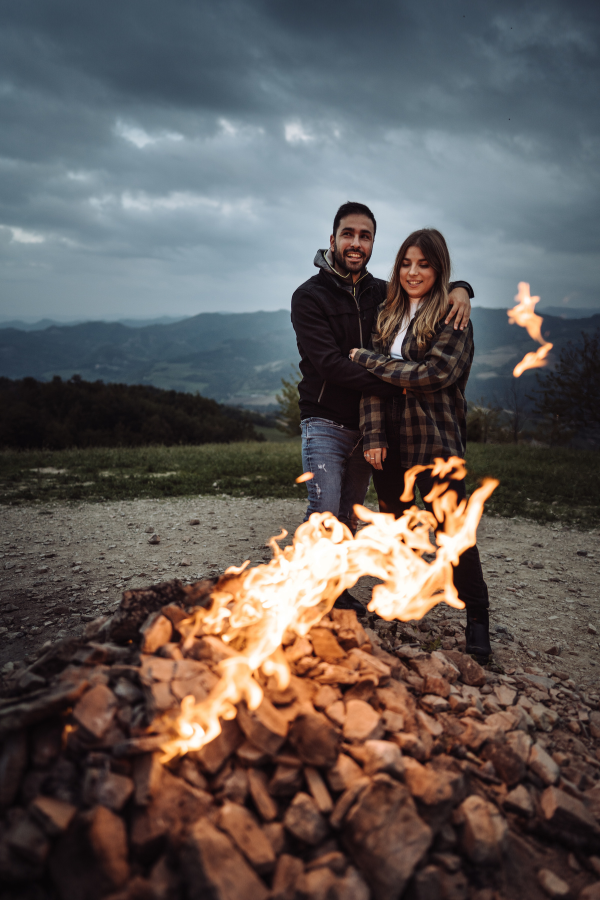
[
  {"xmin": 364, "ymin": 447, "xmax": 387, "ymax": 470},
  {"xmin": 349, "ymin": 348, "xmax": 359, "ymax": 361}
]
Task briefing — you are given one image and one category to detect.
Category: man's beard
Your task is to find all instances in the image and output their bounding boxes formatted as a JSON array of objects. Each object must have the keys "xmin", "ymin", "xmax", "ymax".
[{"xmin": 332, "ymin": 241, "xmax": 371, "ymax": 275}]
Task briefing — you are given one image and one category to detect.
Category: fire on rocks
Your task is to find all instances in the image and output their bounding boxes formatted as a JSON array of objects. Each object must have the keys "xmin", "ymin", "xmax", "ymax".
[{"xmin": 2, "ymin": 465, "xmax": 600, "ymax": 900}]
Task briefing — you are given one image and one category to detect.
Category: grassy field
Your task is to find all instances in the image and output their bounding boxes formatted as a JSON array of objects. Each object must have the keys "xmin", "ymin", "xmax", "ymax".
[{"xmin": 0, "ymin": 441, "xmax": 598, "ymax": 528}]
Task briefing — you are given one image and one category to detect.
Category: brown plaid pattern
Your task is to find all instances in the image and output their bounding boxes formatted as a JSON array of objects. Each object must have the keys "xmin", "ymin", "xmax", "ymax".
[{"xmin": 356, "ymin": 317, "xmax": 474, "ymax": 465}]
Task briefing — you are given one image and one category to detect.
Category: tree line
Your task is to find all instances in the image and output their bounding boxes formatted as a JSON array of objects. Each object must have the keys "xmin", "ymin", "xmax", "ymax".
[
  {"xmin": 0, "ymin": 376, "xmax": 264, "ymax": 449},
  {"xmin": 276, "ymin": 330, "xmax": 600, "ymax": 448}
]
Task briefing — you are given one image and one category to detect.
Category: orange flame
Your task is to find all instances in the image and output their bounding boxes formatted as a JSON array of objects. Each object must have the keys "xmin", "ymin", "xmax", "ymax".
[
  {"xmin": 508, "ymin": 282, "xmax": 553, "ymax": 377},
  {"xmin": 159, "ymin": 458, "xmax": 497, "ymax": 761}
]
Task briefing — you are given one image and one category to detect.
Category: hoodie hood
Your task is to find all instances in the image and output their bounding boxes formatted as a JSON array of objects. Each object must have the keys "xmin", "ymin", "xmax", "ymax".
[{"xmin": 313, "ymin": 248, "xmax": 370, "ymax": 291}]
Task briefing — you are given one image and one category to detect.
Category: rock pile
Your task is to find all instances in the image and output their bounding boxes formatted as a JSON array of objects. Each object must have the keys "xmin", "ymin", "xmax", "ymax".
[{"xmin": 3, "ymin": 577, "xmax": 600, "ymax": 900}]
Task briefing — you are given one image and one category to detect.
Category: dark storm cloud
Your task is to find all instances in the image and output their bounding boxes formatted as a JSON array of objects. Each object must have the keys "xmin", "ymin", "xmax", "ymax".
[{"xmin": 0, "ymin": 0, "xmax": 598, "ymax": 318}]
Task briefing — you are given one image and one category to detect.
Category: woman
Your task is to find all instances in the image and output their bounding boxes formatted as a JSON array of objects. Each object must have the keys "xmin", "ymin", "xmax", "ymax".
[{"xmin": 349, "ymin": 228, "xmax": 491, "ymax": 661}]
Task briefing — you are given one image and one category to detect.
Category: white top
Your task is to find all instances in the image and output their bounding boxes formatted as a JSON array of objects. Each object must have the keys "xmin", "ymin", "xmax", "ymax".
[{"xmin": 390, "ymin": 301, "xmax": 420, "ymax": 359}]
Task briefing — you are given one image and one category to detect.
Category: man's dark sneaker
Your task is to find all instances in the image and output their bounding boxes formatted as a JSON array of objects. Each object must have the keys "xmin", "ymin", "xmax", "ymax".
[
  {"xmin": 333, "ymin": 590, "xmax": 366, "ymax": 616},
  {"xmin": 465, "ymin": 609, "xmax": 492, "ymax": 663}
]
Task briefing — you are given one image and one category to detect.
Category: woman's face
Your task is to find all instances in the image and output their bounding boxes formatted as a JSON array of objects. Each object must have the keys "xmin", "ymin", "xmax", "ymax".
[{"xmin": 399, "ymin": 245, "xmax": 437, "ymax": 302}]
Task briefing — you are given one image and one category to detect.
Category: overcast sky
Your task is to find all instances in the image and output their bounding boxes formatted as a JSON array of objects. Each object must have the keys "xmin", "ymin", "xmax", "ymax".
[{"xmin": 0, "ymin": 0, "xmax": 598, "ymax": 321}]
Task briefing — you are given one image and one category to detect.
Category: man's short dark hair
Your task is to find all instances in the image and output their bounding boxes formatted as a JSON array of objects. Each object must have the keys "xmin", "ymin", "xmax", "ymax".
[{"xmin": 333, "ymin": 202, "xmax": 377, "ymax": 238}]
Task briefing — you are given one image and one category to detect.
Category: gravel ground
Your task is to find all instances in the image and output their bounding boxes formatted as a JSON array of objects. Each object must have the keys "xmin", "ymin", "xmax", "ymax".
[{"xmin": 1, "ymin": 497, "xmax": 599, "ymax": 686}]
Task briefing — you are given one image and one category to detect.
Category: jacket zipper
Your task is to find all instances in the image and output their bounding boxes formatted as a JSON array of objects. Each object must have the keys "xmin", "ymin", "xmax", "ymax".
[
  {"xmin": 352, "ymin": 281, "xmax": 364, "ymax": 347},
  {"xmin": 317, "ymin": 381, "xmax": 326, "ymax": 403}
]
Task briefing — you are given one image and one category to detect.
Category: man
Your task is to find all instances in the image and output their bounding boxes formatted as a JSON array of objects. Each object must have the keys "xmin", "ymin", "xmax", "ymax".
[{"xmin": 291, "ymin": 201, "xmax": 473, "ymax": 611}]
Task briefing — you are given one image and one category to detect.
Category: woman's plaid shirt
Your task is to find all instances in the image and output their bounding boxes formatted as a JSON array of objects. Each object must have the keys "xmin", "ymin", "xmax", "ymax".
[{"xmin": 355, "ymin": 316, "xmax": 474, "ymax": 465}]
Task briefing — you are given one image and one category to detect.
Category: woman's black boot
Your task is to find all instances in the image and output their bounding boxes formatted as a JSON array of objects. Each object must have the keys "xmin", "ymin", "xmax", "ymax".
[
  {"xmin": 465, "ymin": 608, "xmax": 492, "ymax": 663},
  {"xmin": 333, "ymin": 590, "xmax": 366, "ymax": 616}
]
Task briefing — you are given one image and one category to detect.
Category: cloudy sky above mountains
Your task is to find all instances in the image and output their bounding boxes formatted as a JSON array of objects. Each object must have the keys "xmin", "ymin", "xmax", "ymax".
[{"xmin": 0, "ymin": 0, "xmax": 598, "ymax": 320}]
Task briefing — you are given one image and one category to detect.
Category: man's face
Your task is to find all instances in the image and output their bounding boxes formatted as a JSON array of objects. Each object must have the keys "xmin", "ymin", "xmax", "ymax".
[{"xmin": 329, "ymin": 214, "xmax": 375, "ymax": 275}]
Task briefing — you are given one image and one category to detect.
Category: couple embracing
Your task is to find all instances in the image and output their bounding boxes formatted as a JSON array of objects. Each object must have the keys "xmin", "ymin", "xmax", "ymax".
[{"xmin": 291, "ymin": 201, "xmax": 491, "ymax": 663}]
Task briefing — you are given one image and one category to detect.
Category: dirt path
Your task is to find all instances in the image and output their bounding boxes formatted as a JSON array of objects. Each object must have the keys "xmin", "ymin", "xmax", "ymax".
[{"xmin": 1, "ymin": 497, "xmax": 598, "ymax": 688}]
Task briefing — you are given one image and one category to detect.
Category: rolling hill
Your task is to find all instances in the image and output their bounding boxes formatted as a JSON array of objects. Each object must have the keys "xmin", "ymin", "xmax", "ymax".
[{"xmin": 1, "ymin": 307, "xmax": 598, "ymax": 411}]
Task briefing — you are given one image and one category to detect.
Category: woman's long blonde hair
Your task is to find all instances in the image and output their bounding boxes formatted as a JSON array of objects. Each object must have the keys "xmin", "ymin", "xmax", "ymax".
[{"xmin": 377, "ymin": 228, "xmax": 451, "ymax": 350}]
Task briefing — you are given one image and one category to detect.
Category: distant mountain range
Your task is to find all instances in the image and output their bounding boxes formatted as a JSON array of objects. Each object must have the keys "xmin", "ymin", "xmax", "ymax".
[
  {"xmin": 1, "ymin": 307, "xmax": 599, "ymax": 410},
  {"xmin": 0, "ymin": 316, "xmax": 188, "ymax": 331}
]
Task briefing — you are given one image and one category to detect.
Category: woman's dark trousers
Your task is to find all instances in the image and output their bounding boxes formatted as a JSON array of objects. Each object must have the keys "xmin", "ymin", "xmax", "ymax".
[{"xmin": 372, "ymin": 446, "xmax": 489, "ymax": 616}]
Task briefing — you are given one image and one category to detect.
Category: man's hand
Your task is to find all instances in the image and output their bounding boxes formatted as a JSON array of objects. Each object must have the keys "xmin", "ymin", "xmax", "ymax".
[
  {"xmin": 445, "ymin": 287, "xmax": 471, "ymax": 330},
  {"xmin": 364, "ymin": 447, "xmax": 387, "ymax": 470}
]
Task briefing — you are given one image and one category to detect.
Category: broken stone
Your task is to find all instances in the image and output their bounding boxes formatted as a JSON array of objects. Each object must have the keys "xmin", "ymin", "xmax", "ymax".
[
  {"xmin": 503, "ymin": 784, "xmax": 535, "ymax": 818},
  {"xmin": 313, "ymin": 685, "xmax": 341, "ymax": 710},
  {"xmin": 0, "ymin": 728, "xmax": 27, "ymax": 807},
  {"xmin": 73, "ymin": 684, "xmax": 118, "ymax": 739},
  {"xmin": 416, "ymin": 709, "xmax": 444, "ymax": 737},
  {"xmin": 352, "ymin": 742, "xmax": 402, "ymax": 783},
  {"xmin": 269, "ymin": 764, "xmax": 303, "ymax": 797},
  {"xmin": 272, "ymin": 854, "xmax": 304, "ymax": 900},
  {"xmin": 50, "ymin": 805, "xmax": 130, "ymax": 900},
  {"xmin": 237, "ymin": 698, "xmax": 289, "ymax": 756},
  {"xmin": 344, "ymin": 774, "xmax": 432, "ymax": 898},
  {"xmin": 288, "ymin": 711, "xmax": 340, "ymax": 768},
  {"xmin": 285, "ymin": 636, "xmax": 313, "ymax": 664},
  {"xmin": 247, "ymin": 768, "xmax": 278, "ymax": 822},
  {"xmin": 7, "ymin": 813, "xmax": 50, "ymax": 865},
  {"xmin": 133, "ymin": 752, "xmax": 163, "ymax": 805},
  {"xmin": 130, "ymin": 769, "xmax": 213, "ymax": 860},
  {"xmin": 420, "ymin": 694, "xmax": 451, "ymax": 714},
  {"xmin": 392, "ymin": 732, "xmax": 427, "ymax": 762},
  {"xmin": 537, "ymin": 868, "xmax": 570, "ymax": 898},
  {"xmin": 304, "ymin": 766, "xmax": 333, "ymax": 814},
  {"xmin": 330, "ymin": 777, "xmax": 371, "ymax": 830},
  {"xmin": 83, "ymin": 768, "xmax": 134, "ymax": 812},
  {"xmin": 343, "ymin": 699, "xmax": 383, "ymax": 742},
  {"xmin": 283, "ymin": 792, "xmax": 328, "ymax": 845},
  {"xmin": 324, "ymin": 700, "xmax": 346, "ymax": 727},
  {"xmin": 540, "ymin": 786, "xmax": 600, "ymax": 838},
  {"xmin": 139, "ymin": 612, "xmax": 173, "ymax": 653},
  {"xmin": 314, "ymin": 663, "xmax": 360, "ymax": 685},
  {"xmin": 348, "ymin": 647, "xmax": 391, "ymax": 681},
  {"xmin": 494, "ymin": 684, "xmax": 517, "ymax": 707},
  {"xmin": 403, "ymin": 758, "xmax": 464, "ymax": 810},
  {"xmin": 442, "ymin": 650, "xmax": 486, "ymax": 687},
  {"xmin": 327, "ymin": 753, "xmax": 364, "ymax": 793},
  {"xmin": 529, "ymin": 743, "xmax": 560, "ymax": 786},
  {"xmin": 30, "ymin": 795, "xmax": 77, "ymax": 836},
  {"xmin": 148, "ymin": 534, "xmax": 160, "ymax": 544},
  {"xmin": 381, "ymin": 709, "xmax": 405, "ymax": 733},
  {"xmin": 458, "ymin": 794, "xmax": 508, "ymax": 865},
  {"xmin": 481, "ymin": 739, "xmax": 526, "ymax": 787},
  {"xmin": 180, "ymin": 818, "xmax": 269, "ymax": 900},
  {"xmin": 505, "ymin": 729, "xmax": 533, "ymax": 764},
  {"xmin": 530, "ymin": 704, "xmax": 560, "ymax": 733},
  {"xmin": 409, "ymin": 864, "xmax": 468, "ymax": 900},
  {"xmin": 194, "ymin": 718, "xmax": 243, "ymax": 775},
  {"xmin": 217, "ymin": 800, "xmax": 276, "ymax": 873},
  {"xmin": 331, "ymin": 609, "xmax": 369, "ymax": 650},
  {"xmin": 310, "ymin": 627, "xmax": 347, "ymax": 663},
  {"xmin": 263, "ymin": 821, "xmax": 285, "ymax": 856}
]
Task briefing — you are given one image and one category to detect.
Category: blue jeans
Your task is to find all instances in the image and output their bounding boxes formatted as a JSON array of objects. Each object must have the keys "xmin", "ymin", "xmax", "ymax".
[{"xmin": 301, "ymin": 417, "xmax": 372, "ymax": 534}]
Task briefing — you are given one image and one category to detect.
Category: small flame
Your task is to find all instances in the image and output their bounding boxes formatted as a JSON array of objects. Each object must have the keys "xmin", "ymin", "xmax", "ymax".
[
  {"xmin": 508, "ymin": 282, "xmax": 553, "ymax": 377},
  {"xmin": 295, "ymin": 472, "xmax": 314, "ymax": 483},
  {"xmin": 160, "ymin": 458, "xmax": 497, "ymax": 761}
]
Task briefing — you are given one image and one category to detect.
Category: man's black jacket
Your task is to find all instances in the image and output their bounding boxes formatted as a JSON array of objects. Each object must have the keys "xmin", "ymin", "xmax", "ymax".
[{"xmin": 290, "ymin": 249, "xmax": 474, "ymax": 430}]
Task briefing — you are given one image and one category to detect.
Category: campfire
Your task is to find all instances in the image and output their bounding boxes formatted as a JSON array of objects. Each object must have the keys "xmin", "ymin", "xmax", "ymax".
[
  {"xmin": 2, "ymin": 460, "xmax": 600, "ymax": 900},
  {"xmin": 508, "ymin": 282, "xmax": 553, "ymax": 377}
]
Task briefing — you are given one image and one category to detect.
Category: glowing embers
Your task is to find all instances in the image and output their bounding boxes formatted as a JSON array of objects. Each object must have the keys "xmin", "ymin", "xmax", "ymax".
[
  {"xmin": 508, "ymin": 282, "xmax": 553, "ymax": 377},
  {"xmin": 160, "ymin": 458, "xmax": 497, "ymax": 761}
]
